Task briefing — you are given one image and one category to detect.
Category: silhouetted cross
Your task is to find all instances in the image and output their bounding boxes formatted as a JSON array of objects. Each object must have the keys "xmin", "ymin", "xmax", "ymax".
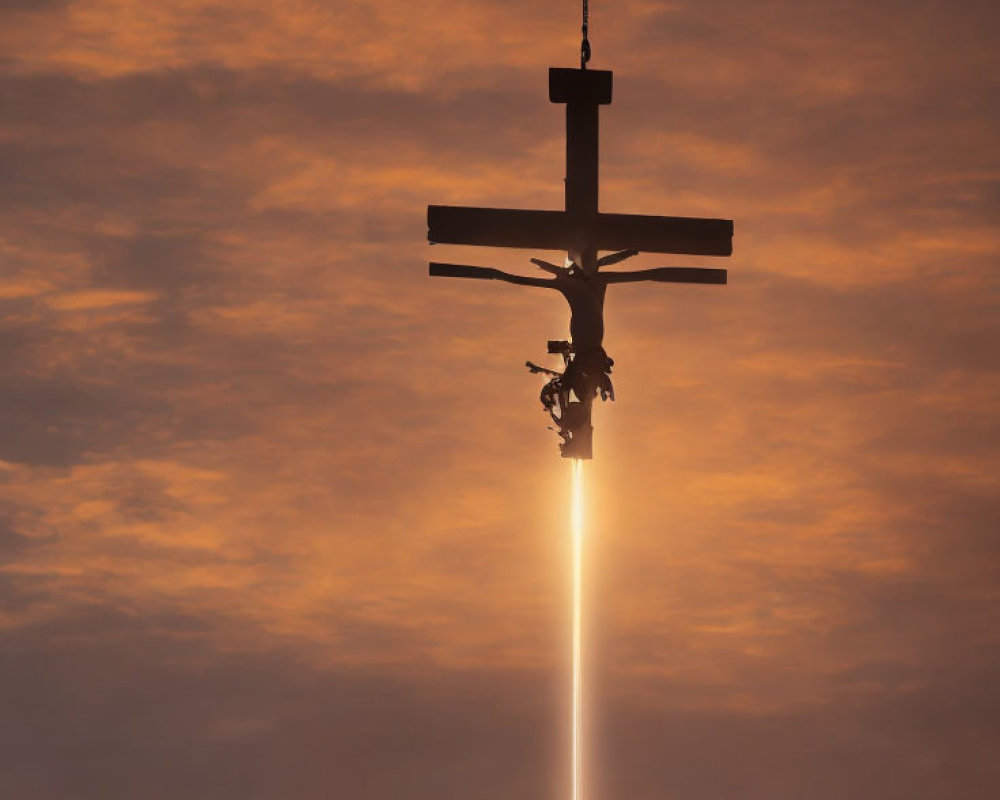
[
  {"xmin": 429, "ymin": 68, "xmax": 731, "ymax": 266},
  {"xmin": 426, "ymin": 67, "xmax": 733, "ymax": 458}
]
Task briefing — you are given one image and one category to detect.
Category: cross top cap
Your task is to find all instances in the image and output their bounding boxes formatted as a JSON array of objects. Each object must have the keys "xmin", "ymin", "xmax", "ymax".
[{"xmin": 549, "ymin": 68, "xmax": 613, "ymax": 105}]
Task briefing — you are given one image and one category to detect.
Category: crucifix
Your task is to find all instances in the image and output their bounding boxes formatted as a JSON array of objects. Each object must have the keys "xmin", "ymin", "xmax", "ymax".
[{"xmin": 427, "ymin": 67, "xmax": 733, "ymax": 459}]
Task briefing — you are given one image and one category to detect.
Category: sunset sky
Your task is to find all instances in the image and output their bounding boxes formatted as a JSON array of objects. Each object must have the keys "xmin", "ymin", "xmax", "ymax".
[{"xmin": 1, "ymin": 1, "xmax": 998, "ymax": 798}]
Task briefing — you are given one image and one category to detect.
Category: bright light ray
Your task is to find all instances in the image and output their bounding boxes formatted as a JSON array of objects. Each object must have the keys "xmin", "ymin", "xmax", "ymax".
[{"xmin": 571, "ymin": 459, "xmax": 585, "ymax": 800}]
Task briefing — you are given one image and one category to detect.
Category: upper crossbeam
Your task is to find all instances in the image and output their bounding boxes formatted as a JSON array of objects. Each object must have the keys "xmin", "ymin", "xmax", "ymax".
[{"xmin": 427, "ymin": 206, "xmax": 733, "ymax": 257}]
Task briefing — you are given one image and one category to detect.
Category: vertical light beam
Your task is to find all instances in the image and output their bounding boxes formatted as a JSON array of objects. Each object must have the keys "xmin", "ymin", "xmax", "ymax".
[{"xmin": 571, "ymin": 458, "xmax": 585, "ymax": 800}]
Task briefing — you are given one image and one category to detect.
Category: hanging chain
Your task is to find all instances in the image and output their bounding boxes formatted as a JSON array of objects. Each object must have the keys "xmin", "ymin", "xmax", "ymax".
[{"xmin": 581, "ymin": 0, "xmax": 591, "ymax": 69}]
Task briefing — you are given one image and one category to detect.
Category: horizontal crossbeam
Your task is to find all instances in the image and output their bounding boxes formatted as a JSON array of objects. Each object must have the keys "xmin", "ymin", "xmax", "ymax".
[
  {"xmin": 430, "ymin": 262, "xmax": 727, "ymax": 285},
  {"xmin": 428, "ymin": 205, "xmax": 733, "ymax": 257},
  {"xmin": 604, "ymin": 267, "xmax": 727, "ymax": 284},
  {"xmin": 429, "ymin": 263, "xmax": 503, "ymax": 281},
  {"xmin": 429, "ymin": 262, "xmax": 548, "ymax": 288}
]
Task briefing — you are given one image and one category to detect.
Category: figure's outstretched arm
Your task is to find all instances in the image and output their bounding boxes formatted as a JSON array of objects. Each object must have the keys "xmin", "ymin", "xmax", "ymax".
[
  {"xmin": 603, "ymin": 267, "xmax": 727, "ymax": 285},
  {"xmin": 596, "ymin": 249, "xmax": 639, "ymax": 267},
  {"xmin": 530, "ymin": 258, "xmax": 570, "ymax": 276},
  {"xmin": 430, "ymin": 262, "xmax": 554, "ymax": 288}
]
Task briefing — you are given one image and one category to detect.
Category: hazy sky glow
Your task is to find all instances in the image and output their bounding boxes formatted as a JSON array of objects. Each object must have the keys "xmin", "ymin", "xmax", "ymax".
[{"xmin": 1, "ymin": 1, "xmax": 998, "ymax": 798}]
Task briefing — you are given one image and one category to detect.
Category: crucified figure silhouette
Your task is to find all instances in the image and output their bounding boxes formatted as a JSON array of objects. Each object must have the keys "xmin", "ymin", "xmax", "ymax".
[
  {"xmin": 430, "ymin": 249, "xmax": 726, "ymax": 457},
  {"xmin": 426, "ymin": 66, "xmax": 732, "ymax": 458}
]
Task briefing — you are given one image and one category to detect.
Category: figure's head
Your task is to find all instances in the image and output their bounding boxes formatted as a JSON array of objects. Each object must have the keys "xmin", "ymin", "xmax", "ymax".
[
  {"xmin": 567, "ymin": 248, "xmax": 599, "ymax": 276},
  {"xmin": 564, "ymin": 252, "xmax": 582, "ymax": 277}
]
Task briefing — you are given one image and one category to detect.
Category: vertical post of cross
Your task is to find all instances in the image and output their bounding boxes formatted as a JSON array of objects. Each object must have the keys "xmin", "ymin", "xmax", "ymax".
[{"xmin": 549, "ymin": 68, "xmax": 613, "ymax": 271}]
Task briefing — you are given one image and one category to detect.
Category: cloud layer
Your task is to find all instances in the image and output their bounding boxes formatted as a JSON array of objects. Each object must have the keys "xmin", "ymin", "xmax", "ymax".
[{"xmin": 0, "ymin": 0, "xmax": 997, "ymax": 797}]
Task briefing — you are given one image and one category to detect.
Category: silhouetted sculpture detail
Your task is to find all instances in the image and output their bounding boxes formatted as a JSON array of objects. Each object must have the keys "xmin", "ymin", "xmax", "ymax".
[
  {"xmin": 431, "ymin": 251, "xmax": 724, "ymax": 457},
  {"xmin": 427, "ymin": 67, "xmax": 733, "ymax": 458},
  {"xmin": 528, "ymin": 336, "xmax": 613, "ymax": 458}
]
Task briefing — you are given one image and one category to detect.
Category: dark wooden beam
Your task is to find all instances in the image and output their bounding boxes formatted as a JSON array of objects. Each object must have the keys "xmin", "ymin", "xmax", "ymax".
[
  {"xmin": 428, "ymin": 206, "xmax": 570, "ymax": 250},
  {"xmin": 594, "ymin": 212, "xmax": 733, "ymax": 256},
  {"xmin": 604, "ymin": 267, "xmax": 728, "ymax": 284},
  {"xmin": 428, "ymin": 263, "xmax": 501, "ymax": 280},
  {"xmin": 428, "ymin": 206, "xmax": 733, "ymax": 256}
]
